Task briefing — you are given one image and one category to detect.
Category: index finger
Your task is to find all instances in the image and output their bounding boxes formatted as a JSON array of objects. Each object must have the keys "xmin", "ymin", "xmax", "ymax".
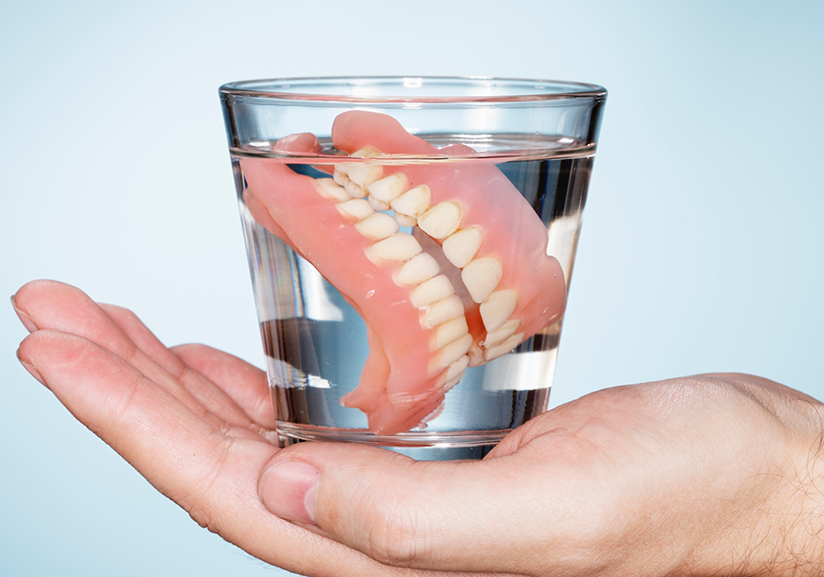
[{"xmin": 17, "ymin": 329, "xmax": 413, "ymax": 577}]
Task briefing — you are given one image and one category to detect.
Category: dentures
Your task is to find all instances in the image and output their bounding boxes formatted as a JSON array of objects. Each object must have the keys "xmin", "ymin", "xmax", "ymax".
[{"xmin": 240, "ymin": 111, "xmax": 567, "ymax": 435}]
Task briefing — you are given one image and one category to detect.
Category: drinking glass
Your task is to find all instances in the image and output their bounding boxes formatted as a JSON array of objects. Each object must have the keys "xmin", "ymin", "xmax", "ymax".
[{"xmin": 220, "ymin": 77, "xmax": 606, "ymax": 459}]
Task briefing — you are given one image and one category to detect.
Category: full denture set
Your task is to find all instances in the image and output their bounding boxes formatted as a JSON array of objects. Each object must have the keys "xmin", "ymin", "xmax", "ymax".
[{"xmin": 241, "ymin": 111, "xmax": 567, "ymax": 434}]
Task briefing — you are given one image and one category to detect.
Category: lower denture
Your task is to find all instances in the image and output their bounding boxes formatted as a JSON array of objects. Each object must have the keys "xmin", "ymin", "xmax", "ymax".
[{"xmin": 241, "ymin": 111, "xmax": 566, "ymax": 435}]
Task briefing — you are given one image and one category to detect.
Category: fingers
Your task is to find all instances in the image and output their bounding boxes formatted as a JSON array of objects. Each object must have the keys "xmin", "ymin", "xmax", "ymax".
[
  {"xmin": 101, "ymin": 303, "xmax": 271, "ymax": 431},
  {"xmin": 17, "ymin": 329, "xmax": 232, "ymax": 496},
  {"xmin": 15, "ymin": 330, "xmax": 403, "ymax": 577},
  {"xmin": 171, "ymin": 343, "xmax": 277, "ymax": 430},
  {"xmin": 97, "ymin": 302, "xmax": 188, "ymax": 376},
  {"xmin": 13, "ymin": 280, "xmax": 256, "ymax": 432},
  {"xmin": 13, "ymin": 284, "xmax": 432, "ymax": 576},
  {"xmin": 258, "ymin": 442, "xmax": 551, "ymax": 575},
  {"xmin": 13, "ymin": 280, "xmax": 200, "ymax": 410}
]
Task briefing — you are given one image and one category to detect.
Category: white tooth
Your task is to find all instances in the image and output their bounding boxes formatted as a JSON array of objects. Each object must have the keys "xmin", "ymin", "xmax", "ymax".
[
  {"xmin": 368, "ymin": 196, "xmax": 391, "ymax": 211},
  {"xmin": 442, "ymin": 354, "xmax": 470, "ymax": 391},
  {"xmin": 351, "ymin": 146, "xmax": 381, "ymax": 158},
  {"xmin": 367, "ymin": 232, "xmax": 422, "ymax": 262},
  {"xmin": 443, "ymin": 227, "xmax": 483, "ymax": 269},
  {"xmin": 446, "ymin": 355, "xmax": 470, "ymax": 381},
  {"xmin": 484, "ymin": 333, "xmax": 524, "ymax": 362},
  {"xmin": 484, "ymin": 319, "xmax": 521, "ymax": 348},
  {"xmin": 333, "ymin": 170, "xmax": 350, "ymax": 186},
  {"xmin": 479, "ymin": 290, "xmax": 519, "ymax": 333},
  {"xmin": 314, "ymin": 178, "xmax": 351, "ymax": 202},
  {"xmin": 368, "ymin": 173, "xmax": 409, "ymax": 203},
  {"xmin": 337, "ymin": 199, "xmax": 375, "ymax": 220},
  {"xmin": 461, "ymin": 257, "xmax": 503, "ymax": 303},
  {"xmin": 336, "ymin": 148, "xmax": 381, "ymax": 175},
  {"xmin": 344, "ymin": 180, "xmax": 367, "ymax": 198},
  {"xmin": 417, "ymin": 201, "xmax": 462, "ymax": 239},
  {"xmin": 395, "ymin": 213, "xmax": 417, "ymax": 227},
  {"xmin": 390, "ymin": 185, "xmax": 430, "ymax": 218},
  {"xmin": 355, "ymin": 212, "xmax": 400, "ymax": 240},
  {"xmin": 347, "ymin": 164, "xmax": 384, "ymax": 189},
  {"xmin": 433, "ymin": 333, "xmax": 474, "ymax": 369},
  {"xmin": 443, "ymin": 374, "xmax": 464, "ymax": 392},
  {"xmin": 395, "ymin": 252, "xmax": 440, "ymax": 285},
  {"xmin": 412, "ymin": 274, "xmax": 455, "ymax": 308},
  {"xmin": 431, "ymin": 316, "xmax": 469, "ymax": 350},
  {"xmin": 424, "ymin": 295, "xmax": 464, "ymax": 327}
]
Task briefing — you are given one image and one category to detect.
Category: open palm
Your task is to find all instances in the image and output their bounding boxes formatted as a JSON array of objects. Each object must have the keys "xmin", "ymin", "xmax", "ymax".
[{"xmin": 14, "ymin": 280, "xmax": 824, "ymax": 577}]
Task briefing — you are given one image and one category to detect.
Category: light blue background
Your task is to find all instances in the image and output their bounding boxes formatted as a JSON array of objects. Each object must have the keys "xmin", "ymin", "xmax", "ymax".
[{"xmin": 2, "ymin": 1, "xmax": 822, "ymax": 575}]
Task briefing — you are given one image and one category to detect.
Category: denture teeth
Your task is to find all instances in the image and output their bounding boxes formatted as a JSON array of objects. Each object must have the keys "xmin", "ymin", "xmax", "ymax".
[
  {"xmin": 347, "ymin": 164, "xmax": 384, "ymax": 189},
  {"xmin": 424, "ymin": 295, "xmax": 464, "ymax": 327},
  {"xmin": 484, "ymin": 319, "xmax": 521, "ymax": 348},
  {"xmin": 429, "ymin": 333, "xmax": 474, "ymax": 374},
  {"xmin": 443, "ymin": 375, "xmax": 463, "ymax": 391},
  {"xmin": 367, "ymin": 232, "xmax": 422, "ymax": 262},
  {"xmin": 337, "ymin": 198, "xmax": 375, "ymax": 220},
  {"xmin": 350, "ymin": 146, "xmax": 381, "ymax": 159},
  {"xmin": 333, "ymin": 170, "xmax": 349, "ymax": 187},
  {"xmin": 335, "ymin": 148, "xmax": 380, "ymax": 176},
  {"xmin": 440, "ymin": 333, "xmax": 474, "ymax": 366},
  {"xmin": 417, "ymin": 201, "xmax": 463, "ymax": 239},
  {"xmin": 395, "ymin": 213, "xmax": 417, "ymax": 227},
  {"xmin": 479, "ymin": 290, "xmax": 519, "ymax": 333},
  {"xmin": 412, "ymin": 274, "xmax": 455, "ymax": 308},
  {"xmin": 331, "ymin": 145, "xmax": 529, "ymax": 384},
  {"xmin": 332, "ymin": 168, "xmax": 366, "ymax": 198},
  {"xmin": 314, "ymin": 178, "xmax": 351, "ymax": 202},
  {"xmin": 395, "ymin": 252, "xmax": 441, "ymax": 285},
  {"xmin": 442, "ymin": 354, "xmax": 470, "ymax": 391},
  {"xmin": 367, "ymin": 196, "xmax": 391, "ymax": 211},
  {"xmin": 431, "ymin": 316, "xmax": 469, "ymax": 350},
  {"xmin": 443, "ymin": 373, "xmax": 464, "ymax": 392},
  {"xmin": 368, "ymin": 173, "xmax": 409, "ymax": 203},
  {"xmin": 355, "ymin": 212, "xmax": 400, "ymax": 240},
  {"xmin": 461, "ymin": 257, "xmax": 503, "ymax": 304},
  {"xmin": 344, "ymin": 180, "xmax": 367, "ymax": 198},
  {"xmin": 390, "ymin": 185, "xmax": 430, "ymax": 219},
  {"xmin": 446, "ymin": 354, "xmax": 470, "ymax": 381},
  {"xmin": 332, "ymin": 166, "xmax": 370, "ymax": 198},
  {"xmin": 443, "ymin": 227, "xmax": 483, "ymax": 269},
  {"xmin": 484, "ymin": 333, "xmax": 525, "ymax": 362}
]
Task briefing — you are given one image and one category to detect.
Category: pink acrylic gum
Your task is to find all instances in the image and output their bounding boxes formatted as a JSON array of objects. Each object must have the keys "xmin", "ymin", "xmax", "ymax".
[{"xmin": 241, "ymin": 111, "xmax": 567, "ymax": 435}]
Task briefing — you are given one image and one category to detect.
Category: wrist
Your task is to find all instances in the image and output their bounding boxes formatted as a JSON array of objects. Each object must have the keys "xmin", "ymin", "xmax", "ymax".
[{"xmin": 751, "ymin": 400, "xmax": 824, "ymax": 576}]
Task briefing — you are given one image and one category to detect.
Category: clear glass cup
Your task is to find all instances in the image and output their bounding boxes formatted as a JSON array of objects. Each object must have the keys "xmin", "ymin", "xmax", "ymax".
[{"xmin": 220, "ymin": 77, "xmax": 606, "ymax": 460}]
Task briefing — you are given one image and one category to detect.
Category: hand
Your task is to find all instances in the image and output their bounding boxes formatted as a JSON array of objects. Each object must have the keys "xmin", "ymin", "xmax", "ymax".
[
  {"xmin": 14, "ymin": 280, "xmax": 824, "ymax": 576},
  {"xmin": 12, "ymin": 280, "xmax": 415, "ymax": 577},
  {"xmin": 259, "ymin": 373, "xmax": 824, "ymax": 576}
]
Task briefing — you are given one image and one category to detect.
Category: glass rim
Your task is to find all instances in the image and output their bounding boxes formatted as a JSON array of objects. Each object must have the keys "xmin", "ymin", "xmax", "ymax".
[{"xmin": 218, "ymin": 75, "xmax": 607, "ymax": 104}]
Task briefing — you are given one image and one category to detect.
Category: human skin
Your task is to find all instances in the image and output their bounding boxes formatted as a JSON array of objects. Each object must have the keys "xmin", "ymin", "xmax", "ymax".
[{"xmin": 13, "ymin": 280, "xmax": 824, "ymax": 577}]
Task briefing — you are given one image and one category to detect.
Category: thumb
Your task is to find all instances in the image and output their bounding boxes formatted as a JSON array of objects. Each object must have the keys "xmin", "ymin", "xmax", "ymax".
[{"xmin": 257, "ymin": 442, "xmax": 545, "ymax": 574}]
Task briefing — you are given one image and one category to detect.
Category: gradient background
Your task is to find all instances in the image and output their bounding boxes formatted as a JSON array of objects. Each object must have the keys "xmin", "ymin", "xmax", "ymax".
[{"xmin": 2, "ymin": 1, "xmax": 822, "ymax": 575}]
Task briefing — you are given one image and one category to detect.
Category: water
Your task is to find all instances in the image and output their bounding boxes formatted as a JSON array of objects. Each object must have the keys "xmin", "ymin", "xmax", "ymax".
[{"xmin": 232, "ymin": 135, "xmax": 594, "ymax": 458}]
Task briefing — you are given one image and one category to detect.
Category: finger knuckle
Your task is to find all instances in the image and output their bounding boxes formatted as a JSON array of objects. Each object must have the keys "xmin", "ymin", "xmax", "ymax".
[
  {"xmin": 174, "ymin": 436, "xmax": 236, "ymax": 532},
  {"xmin": 360, "ymin": 492, "xmax": 429, "ymax": 566}
]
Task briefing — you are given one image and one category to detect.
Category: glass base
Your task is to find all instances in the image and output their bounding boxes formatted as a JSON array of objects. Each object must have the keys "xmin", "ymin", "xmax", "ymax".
[{"xmin": 277, "ymin": 422, "xmax": 504, "ymax": 460}]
